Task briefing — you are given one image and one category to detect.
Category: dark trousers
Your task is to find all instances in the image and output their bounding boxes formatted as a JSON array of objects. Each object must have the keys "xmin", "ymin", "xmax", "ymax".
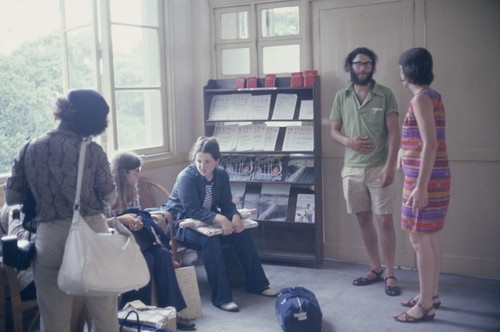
[
  {"xmin": 120, "ymin": 245, "xmax": 187, "ymax": 312},
  {"xmin": 179, "ymin": 229, "xmax": 270, "ymax": 306}
]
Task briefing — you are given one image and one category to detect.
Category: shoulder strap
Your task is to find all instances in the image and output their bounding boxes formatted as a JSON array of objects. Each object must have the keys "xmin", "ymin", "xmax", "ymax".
[{"xmin": 73, "ymin": 138, "xmax": 90, "ymax": 211}]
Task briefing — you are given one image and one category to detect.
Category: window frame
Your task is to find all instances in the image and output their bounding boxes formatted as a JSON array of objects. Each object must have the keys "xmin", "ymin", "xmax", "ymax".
[
  {"xmin": 211, "ymin": 0, "xmax": 308, "ymax": 78},
  {"xmin": 60, "ymin": 0, "xmax": 173, "ymax": 158}
]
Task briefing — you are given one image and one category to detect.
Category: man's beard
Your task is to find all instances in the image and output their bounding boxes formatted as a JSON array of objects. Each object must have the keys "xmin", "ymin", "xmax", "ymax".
[{"xmin": 350, "ymin": 70, "xmax": 374, "ymax": 86}]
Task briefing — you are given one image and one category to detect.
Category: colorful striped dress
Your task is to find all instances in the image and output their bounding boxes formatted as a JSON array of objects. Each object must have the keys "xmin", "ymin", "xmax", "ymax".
[{"xmin": 401, "ymin": 88, "xmax": 451, "ymax": 233}]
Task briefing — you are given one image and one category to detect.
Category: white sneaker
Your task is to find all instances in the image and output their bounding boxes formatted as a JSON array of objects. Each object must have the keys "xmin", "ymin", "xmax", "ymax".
[
  {"xmin": 261, "ymin": 287, "xmax": 279, "ymax": 297},
  {"xmin": 219, "ymin": 301, "xmax": 239, "ymax": 312}
]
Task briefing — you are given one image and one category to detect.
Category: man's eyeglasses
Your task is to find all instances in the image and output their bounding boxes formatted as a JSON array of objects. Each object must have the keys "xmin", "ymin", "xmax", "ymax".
[{"xmin": 352, "ymin": 61, "xmax": 373, "ymax": 69}]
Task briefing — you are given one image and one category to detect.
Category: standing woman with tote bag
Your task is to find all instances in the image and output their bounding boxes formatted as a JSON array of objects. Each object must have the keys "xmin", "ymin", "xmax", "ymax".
[{"xmin": 5, "ymin": 89, "xmax": 120, "ymax": 331}]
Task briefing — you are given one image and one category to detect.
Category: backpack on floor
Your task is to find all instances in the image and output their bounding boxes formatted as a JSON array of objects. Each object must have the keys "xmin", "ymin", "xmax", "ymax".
[{"xmin": 275, "ymin": 287, "xmax": 322, "ymax": 332}]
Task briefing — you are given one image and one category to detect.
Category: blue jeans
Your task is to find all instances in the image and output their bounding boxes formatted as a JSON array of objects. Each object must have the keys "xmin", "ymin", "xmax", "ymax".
[
  {"xmin": 120, "ymin": 245, "xmax": 187, "ymax": 312},
  {"xmin": 178, "ymin": 228, "xmax": 270, "ymax": 306}
]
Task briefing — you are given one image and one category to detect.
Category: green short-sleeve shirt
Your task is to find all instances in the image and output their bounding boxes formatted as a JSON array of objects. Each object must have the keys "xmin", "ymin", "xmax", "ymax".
[{"xmin": 330, "ymin": 82, "xmax": 398, "ymax": 167}]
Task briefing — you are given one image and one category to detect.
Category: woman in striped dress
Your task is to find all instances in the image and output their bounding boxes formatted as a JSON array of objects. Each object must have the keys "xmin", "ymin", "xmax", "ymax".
[{"xmin": 394, "ymin": 48, "xmax": 451, "ymax": 323}]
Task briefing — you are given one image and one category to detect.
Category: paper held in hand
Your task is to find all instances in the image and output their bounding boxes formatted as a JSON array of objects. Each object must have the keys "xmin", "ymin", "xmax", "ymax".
[{"xmin": 179, "ymin": 208, "xmax": 258, "ymax": 237}]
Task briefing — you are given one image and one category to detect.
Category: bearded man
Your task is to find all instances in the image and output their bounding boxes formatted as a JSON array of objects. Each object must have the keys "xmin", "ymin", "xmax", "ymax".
[{"xmin": 330, "ymin": 47, "xmax": 401, "ymax": 296}]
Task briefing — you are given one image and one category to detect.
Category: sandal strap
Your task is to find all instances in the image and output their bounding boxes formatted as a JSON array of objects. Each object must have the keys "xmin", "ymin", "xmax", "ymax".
[
  {"xmin": 369, "ymin": 268, "xmax": 384, "ymax": 278},
  {"xmin": 384, "ymin": 276, "xmax": 398, "ymax": 282}
]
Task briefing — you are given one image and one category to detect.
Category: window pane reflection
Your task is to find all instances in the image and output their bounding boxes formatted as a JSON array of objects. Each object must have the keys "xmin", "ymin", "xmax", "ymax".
[
  {"xmin": 222, "ymin": 48, "xmax": 250, "ymax": 75},
  {"xmin": 115, "ymin": 90, "xmax": 163, "ymax": 150},
  {"xmin": 263, "ymin": 44, "xmax": 300, "ymax": 74},
  {"xmin": 261, "ymin": 6, "xmax": 299, "ymax": 37},
  {"xmin": 220, "ymin": 11, "xmax": 248, "ymax": 39},
  {"xmin": 112, "ymin": 26, "xmax": 160, "ymax": 87}
]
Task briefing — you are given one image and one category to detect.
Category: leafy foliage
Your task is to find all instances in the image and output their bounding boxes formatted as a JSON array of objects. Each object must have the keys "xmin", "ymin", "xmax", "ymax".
[{"xmin": 0, "ymin": 34, "xmax": 63, "ymax": 175}]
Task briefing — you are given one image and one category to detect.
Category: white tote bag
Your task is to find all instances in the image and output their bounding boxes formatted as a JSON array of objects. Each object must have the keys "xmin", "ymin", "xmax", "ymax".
[{"xmin": 57, "ymin": 139, "xmax": 150, "ymax": 296}]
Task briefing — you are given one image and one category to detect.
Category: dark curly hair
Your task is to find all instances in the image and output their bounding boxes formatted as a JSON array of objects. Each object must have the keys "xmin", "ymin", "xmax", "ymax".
[
  {"xmin": 344, "ymin": 47, "xmax": 378, "ymax": 72},
  {"xmin": 399, "ymin": 48, "xmax": 434, "ymax": 85},
  {"xmin": 53, "ymin": 89, "xmax": 109, "ymax": 137},
  {"xmin": 189, "ymin": 136, "xmax": 221, "ymax": 162}
]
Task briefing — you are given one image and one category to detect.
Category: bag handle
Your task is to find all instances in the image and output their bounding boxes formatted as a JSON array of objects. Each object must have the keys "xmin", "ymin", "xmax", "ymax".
[
  {"xmin": 119, "ymin": 309, "xmax": 141, "ymax": 332},
  {"xmin": 74, "ymin": 138, "xmax": 90, "ymax": 212}
]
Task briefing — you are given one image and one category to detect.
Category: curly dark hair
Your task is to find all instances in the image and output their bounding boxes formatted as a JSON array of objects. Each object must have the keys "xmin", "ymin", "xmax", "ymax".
[
  {"xmin": 189, "ymin": 136, "xmax": 221, "ymax": 162},
  {"xmin": 344, "ymin": 47, "xmax": 378, "ymax": 72},
  {"xmin": 399, "ymin": 48, "xmax": 434, "ymax": 85},
  {"xmin": 53, "ymin": 89, "xmax": 109, "ymax": 137}
]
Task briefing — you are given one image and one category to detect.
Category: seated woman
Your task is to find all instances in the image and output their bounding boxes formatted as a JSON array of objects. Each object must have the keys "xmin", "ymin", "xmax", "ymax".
[
  {"xmin": 163, "ymin": 137, "xmax": 278, "ymax": 312},
  {"xmin": 108, "ymin": 151, "xmax": 195, "ymax": 331}
]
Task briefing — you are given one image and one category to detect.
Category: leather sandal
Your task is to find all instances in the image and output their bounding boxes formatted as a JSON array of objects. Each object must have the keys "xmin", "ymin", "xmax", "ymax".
[
  {"xmin": 352, "ymin": 268, "xmax": 384, "ymax": 286},
  {"xmin": 394, "ymin": 303, "xmax": 435, "ymax": 323},
  {"xmin": 384, "ymin": 276, "xmax": 401, "ymax": 296},
  {"xmin": 402, "ymin": 294, "xmax": 441, "ymax": 309}
]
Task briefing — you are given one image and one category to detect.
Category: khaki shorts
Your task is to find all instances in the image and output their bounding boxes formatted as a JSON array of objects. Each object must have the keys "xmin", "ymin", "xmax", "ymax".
[{"xmin": 341, "ymin": 166, "xmax": 394, "ymax": 215}]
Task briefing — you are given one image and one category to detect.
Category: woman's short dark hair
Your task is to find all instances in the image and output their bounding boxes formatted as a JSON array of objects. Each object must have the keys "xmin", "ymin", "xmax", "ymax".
[
  {"xmin": 344, "ymin": 47, "xmax": 378, "ymax": 72},
  {"xmin": 53, "ymin": 89, "xmax": 109, "ymax": 137},
  {"xmin": 189, "ymin": 136, "xmax": 221, "ymax": 162},
  {"xmin": 399, "ymin": 47, "xmax": 434, "ymax": 85}
]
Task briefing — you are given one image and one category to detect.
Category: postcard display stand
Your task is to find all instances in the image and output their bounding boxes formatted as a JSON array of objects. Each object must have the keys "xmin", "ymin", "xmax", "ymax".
[{"xmin": 203, "ymin": 77, "xmax": 323, "ymax": 267}]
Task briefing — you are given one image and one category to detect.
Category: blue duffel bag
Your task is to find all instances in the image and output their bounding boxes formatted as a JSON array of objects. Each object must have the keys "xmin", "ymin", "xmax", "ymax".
[{"xmin": 275, "ymin": 286, "xmax": 323, "ymax": 332}]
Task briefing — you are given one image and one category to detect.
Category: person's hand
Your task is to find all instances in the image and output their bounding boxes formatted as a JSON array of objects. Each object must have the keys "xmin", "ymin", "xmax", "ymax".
[
  {"xmin": 214, "ymin": 214, "xmax": 234, "ymax": 236},
  {"xmin": 379, "ymin": 166, "xmax": 394, "ymax": 188},
  {"xmin": 405, "ymin": 187, "xmax": 428, "ymax": 212},
  {"xmin": 348, "ymin": 136, "xmax": 374, "ymax": 154},
  {"xmin": 124, "ymin": 214, "xmax": 144, "ymax": 231},
  {"xmin": 231, "ymin": 215, "xmax": 244, "ymax": 233}
]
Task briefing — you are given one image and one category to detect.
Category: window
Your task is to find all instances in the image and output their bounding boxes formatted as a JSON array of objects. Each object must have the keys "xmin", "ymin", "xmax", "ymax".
[
  {"xmin": 0, "ymin": 0, "xmax": 63, "ymax": 175},
  {"xmin": 0, "ymin": 0, "xmax": 172, "ymax": 176},
  {"xmin": 213, "ymin": 1, "xmax": 304, "ymax": 78},
  {"xmin": 61, "ymin": 0, "xmax": 169, "ymax": 155}
]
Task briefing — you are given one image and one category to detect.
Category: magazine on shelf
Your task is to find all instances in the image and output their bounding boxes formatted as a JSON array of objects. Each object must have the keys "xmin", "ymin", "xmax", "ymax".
[
  {"xmin": 208, "ymin": 94, "xmax": 230, "ymax": 121},
  {"xmin": 294, "ymin": 193, "xmax": 315, "ymax": 223},
  {"xmin": 262, "ymin": 126, "xmax": 280, "ymax": 151},
  {"xmin": 230, "ymin": 183, "xmax": 246, "ymax": 209},
  {"xmin": 257, "ymin": 183, "xmax": 290, "ymax": 221},
  {"xmin": 223, "ymin": 155, "xmax": 254, "ymax": 181},
  {"xmin": 247, "ymin": 95, "xmax": 271, "ymax": 120},
  {"xmin": 298, "ymin": 100, "xmax": 314, "ymax": 120},
  {"xmin": 271, "ymin": 94, "xmax": 297, "ymax": 120},
  {"xmin": 228, "ymin": 94, "xmax": 251, "ymax": 120},
  {"xmin": 285, "ymin": 155, "xmax": 315, "ymax": 183},
  {"xmin": 213, "ymin": 123, "xmax": 238, "ymax": 152},
  {"xmin": 242, "ymin": 191, "xmax": 260, "ymax": 212},
  {"xmin": 253, "ymin": 156, "xmax": 285, "ymax": 182},
  {"xmin": 282, "ymin": 124, "xmax": 314, "ymax": 151},
  {"xmin": 235, "ymin": 124, "xmax": 254, "ymax": 151}
]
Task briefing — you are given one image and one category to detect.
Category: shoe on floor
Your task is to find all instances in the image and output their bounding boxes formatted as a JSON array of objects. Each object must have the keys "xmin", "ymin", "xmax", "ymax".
[
  {"xmin": 177, "ymin": 318, "xmax": 196, "ymax": 331},
  {"xmin": 218, "ymin": 301, "xmax": 240, "ymax": 312},
  {"xmin": 352, "ymin": 268, "xmax": 384, "ymax": 286},
  {"xmin": 384, "ymin": 276, "xmax": 401, "ymax": 296},
  {"xmin": 260, "ymin": 287, "xmax": 279, "ymax": 297}
]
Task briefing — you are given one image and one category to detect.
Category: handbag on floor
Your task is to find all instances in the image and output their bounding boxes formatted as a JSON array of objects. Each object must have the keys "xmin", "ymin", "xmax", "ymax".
[
  {"xmin": 275, "ymin": 286, "xmax": 323, "ymax": 332},
  {"xmin": 57, "ymin": 139, "xmax": 150, "ymax": 296},
  {"xmin": 118, "ymin": 300, "xmax": 176, "ymax": 332}
]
